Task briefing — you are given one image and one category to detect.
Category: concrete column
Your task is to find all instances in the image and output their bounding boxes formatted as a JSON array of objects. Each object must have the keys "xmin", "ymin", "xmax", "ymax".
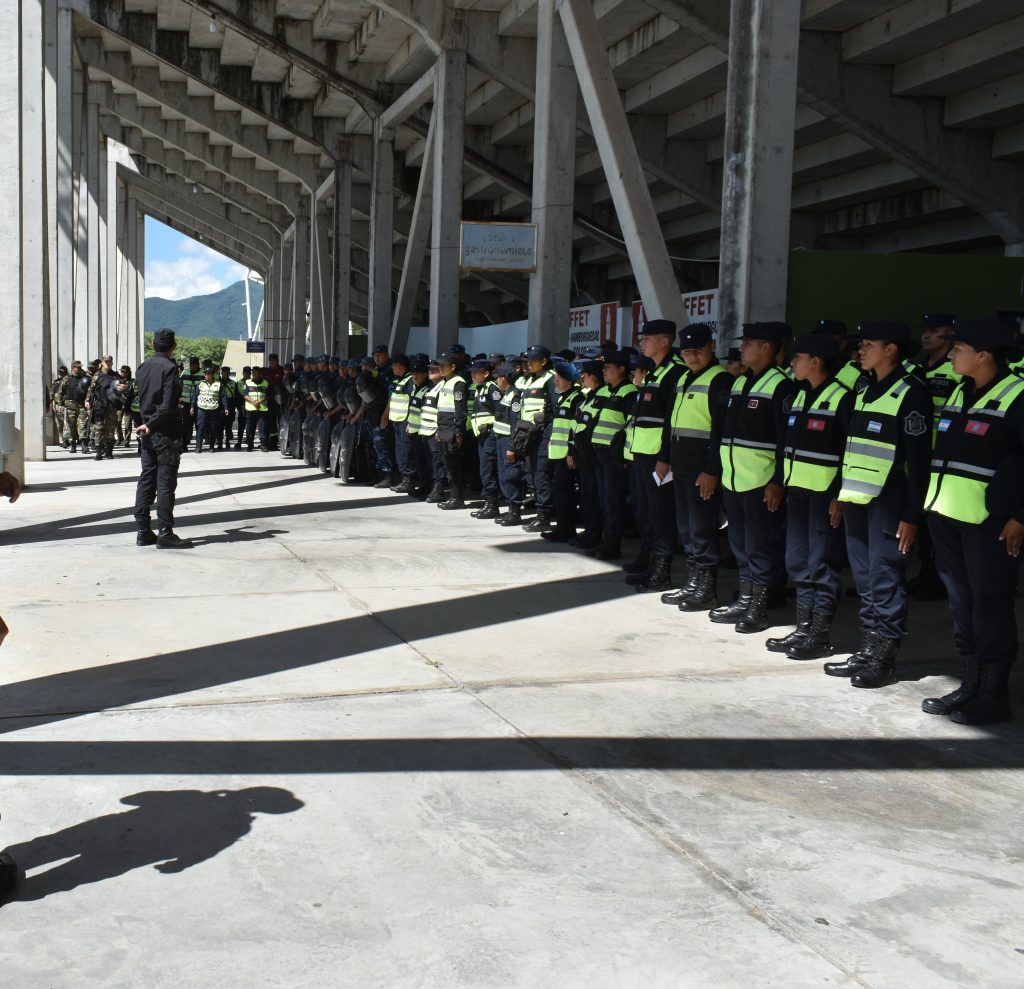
[
  {"xmin": 368, "ymin": 119, "xmax": 394, "ymax": 350},
  {"xmin": 528, "ymin": 0, "xmax": 577, "ymax": 352},
  {"xmin": 291, "ymin": 204, "xmax": 310, "ymax": 356},
  {"xmin": 54, "ymin": 5, "xmax": 73, "ymax": 368},
  {"xmin": 278, "ymin": 230, "xmax": 294, "ymax": 356},
  {"xmin": 428, "ymin": 47, "xmax": 467, "ymax": 356},
  {"xmin": 133, "ymin": 201, "xmax": 145, "ymax": 359},
  {"xmin": 308, "ymin": 199, "xmax": 330, "ymax": 356},
  {"xmin": 391, "ymin": 113, "xmax": 435, "ymax": 355},
  {"xmin": 104, "ymin": 139, "xmax": 118, "ymax": 359},
  {"xmin": 557, "ymin": 0, "xmax": 685, "ymax": 329},
  {"xmin": 85, "ymin": 99, "xmax": 102, "ymax": 357},
  {"xmin": 332, "ymin": 158, "xmax": 352, "ymax": 359},
  {"xmin": 717, "ymin": 0, "xmax": 801, "ymax": 349},
  {"xmin": 72, "ymin": 68, "xmax": 89, "ymax": 360}
]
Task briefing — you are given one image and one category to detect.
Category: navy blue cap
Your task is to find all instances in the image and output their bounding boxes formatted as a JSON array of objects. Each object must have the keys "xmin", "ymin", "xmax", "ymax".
[
  {"xmin": 951, "ymin": 317, "xmax": 1019, "ymax": 352},
  {"xmin": 328, "ymin": 356, "xmax": 339, "ymax": 365},
  {"xmin": 439, "ymin": 351, "xmax": 460, "ymax": 364},
  {"xmin": 726, "ymin": 348, "xmax": 742, "ymax": 362},
  {"xmin": 391, "ymin": 354, "xmax": 410, "ymax": 367},
  {"xmin": 409, "ymin": 357, "xmax": 429, "ymax": 372},
  {"xmin": 579, "ymin": 360, "xmax": 604, "ymax": 377},
  {"xmin": 579, "ymin": 345, "xmax": 604, "ymax": 359},
  {"xmin": 318, "ymin": 353, "xmax": 330, "ymax": 363},
  {"xmin": 372, "ymin": 344, "xmax": 389, "ymax": 354},
  {"xmin": 792, "ymin": 335, "xmax": 839, "ymax": 361},
  {"xmin": 524, "ymin": 344, "xmax": 551, "ymax": 360},
  {"xmin": 922, "ymin": 313, "xmax": 957, "ymax": 329},
  {"xmin": 556, "ymin": 349, "xmax": 577, "ymax": 362},
  {"xmin": 553, "ymin": 360, "xmax": 580, "ymax": 383},
  {"xmin": 603, "ymin": 351, "xmax": 631, "ymax": 368},
  {"xmin": 188, "ymin": 355, "xmax": 200, "ymax": 364},
  {"xmin": 858, "ymin": 321, "xmax": 911, "ymax": 343},
  {"xmin": 487, "ymin": 352, "xmax": 506, "ymax": 365},
  {"xmin": 678, "ymin": 322, "xmax": 714, "ymax": 349},
  {"xmin": 359, "ymin": 356, "xmax": 375, "ymax": 366},
  {"xmin": 292, "ymin": 353, "xmax": 305, "ymax": 362},
  {"xmin": 470, "ymin": 358, "xmax": 493, "ymax": 372},
  {"xmin": 640, "ymin": 319, "xmax": 676, "ymax": 337},
  {"xmin": 152, "ymin": 328, "xmax": 176, "ymax": 350},
  {"xmin": 448, "ymin": 343, "xmax": 466, "ymax": 354},
  {"xmin": 494, "ymin": 362, "xmax": 516, "ymax": 379},
  {"xmin": 631, "ymin": 353, "xmax": 656, "ymax": 372},
  {"xmin": 815, "ymin": 319, "xmax": 848, "ymax": 337},
  {"xmin": 740, "ymin": 322, "xmax": 790, "ymax": 343}
]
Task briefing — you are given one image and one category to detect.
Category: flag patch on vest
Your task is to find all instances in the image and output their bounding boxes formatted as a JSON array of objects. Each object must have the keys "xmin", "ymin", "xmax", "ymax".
[
  {"xmin": 904, "ymin": 411, "xmax": 928, "ymax": 437},
  {"xmin": 788, "ymin": 415, "xmax": 796, "ymax": 427},
  {"xmin": 938, "ymin": 418, "xmax": 951, "ymax": 432},
  {"xmin": 747, "ymin": 398, "xmax": 759, "ymax": 409},
  {"xmin": 643, "ymin": 392, "xmax": 653, "ymax": 401},
  {"xmin": 966, "ymin": 420, "xmax": 990, "ymax": 436},
  {"xmin": 867, "ymin": 421, "xmax": 883, "ymax": 433},
  {"xmin": 807, "ymin": 418, "xmax": 826, "ymax": 432}
]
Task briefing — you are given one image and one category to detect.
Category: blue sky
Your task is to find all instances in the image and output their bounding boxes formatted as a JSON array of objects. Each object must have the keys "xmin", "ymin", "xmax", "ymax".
[{"xmin": 145, "ymin": 217, "xmax": 250, "ymax": 300}]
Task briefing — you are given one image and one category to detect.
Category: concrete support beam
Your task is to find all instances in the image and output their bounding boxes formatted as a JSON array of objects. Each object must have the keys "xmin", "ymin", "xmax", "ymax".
[
  {"xmin": 308, "ymin": 198, "xmax": 331, "ymax": 357},
  {"xmin": 291, "ymin": 206, "xmax": 310, "ymax": 356},
  {"xmin": 368, "ymin": 121, "xmax": 395, "ymax": 349},
  {"xmin": 86, "ymin": 98, "xmax": 103, "ymax": 357},
  {"xmin": 277, "ymin": 232, "xmax": 294, "ymax": 353},
  {"xmin": 53, "ymin": 5, "xmax": 75, "ymax": 369},
  {"xmin": 717, "ymin": 0, "xmax": 801, "ymax": 346},
  {"xmin": 428, "ymin": 44, "xmax": 466, "ymax": 357},
  {"xmin": 527, "ymin": 0, "xmax": 577, "ymax": 352},
  {"xmin": 557, "ymin": 0, "xmax": 684, "ymax": 327},
  {"xmin": 380, "ymin": 63, "xmax": 436, "ymax": 131},
  {"xmin": 333, "ymin": 159, "xmax": 353, "ymax": 359},
  {"xmin": 390, "ymin": 113, "xmax": 435, "ymax": 355}
]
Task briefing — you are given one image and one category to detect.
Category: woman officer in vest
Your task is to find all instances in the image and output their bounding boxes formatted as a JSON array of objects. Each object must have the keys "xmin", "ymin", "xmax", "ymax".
[
  {"xmin": 824, "ymin": 321, "xmax": 932, "ymax": 688},
  {"xmin": 769, "ymin": 334, "xmax": 853, "ymax": 660},
  {"xmin": 923, "ymin": 317, "xmax": 1024, "ymax": 725}
]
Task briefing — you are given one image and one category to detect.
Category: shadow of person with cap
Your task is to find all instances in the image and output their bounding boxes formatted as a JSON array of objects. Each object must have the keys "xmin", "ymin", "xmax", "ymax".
[{"xmin": 2, "ymin": 787, "xmax": 304, "ymax": 904}]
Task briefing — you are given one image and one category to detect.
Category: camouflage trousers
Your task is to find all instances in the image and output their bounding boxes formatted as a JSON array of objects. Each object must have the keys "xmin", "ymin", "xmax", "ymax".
[
  {"xmin": 62, "ymin": 401, "xmax": 89, "ymax": 443},
  {"xmin": 52, "ymin": 406, "xmax": 68, "ymax": 442},
  {"xmin": 89, "ymin": 406, "xmax": 118, "ymax": 447},
  {"xmin": 115, "ymin": 410, "xmax": 135, "ymax": 445}
]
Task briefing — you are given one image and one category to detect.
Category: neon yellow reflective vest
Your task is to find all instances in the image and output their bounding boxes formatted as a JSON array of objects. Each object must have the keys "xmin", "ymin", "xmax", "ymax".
[
  {"xmin": 406, "ymin": 383, "xmax": 428, "ymax": 435},
  {"xmin": 782, "ymin": 380, "xmax": 850, "ymax": 492},
  {"xmin": 196, "ymin": 380, "xmax": 223, "ymax": 411},
  {"xmin": 837, "ymin": 376, "xmax": 914, "ymax": 505},
  {"xmin": 925, "ymin": 374, "xmax": 1024, "ymax": 524},
  {"xmin": 388, "ymin": 373, "xmax": 412, "ymax": 422},
  {"xmin": 835, "ymin": 361, "xmax": 862, "ymax": 391},
  {"xmin": 592, "ymin": 383, "xmax": 638, "ymax": 447},
  {"xmin": 670, "ymin": 363, "xmax": 727, "ymax": 441},
  {"xmin": 548, "ymin": 388, "xmax": 581, "ymax": 460},
  {"xmin": 418, "ymin": 380, "xmax": 443, "ymax": 438},
  {"xmin": 720, "ymin": 366, "xmax": 788, "ymax": 493},
  {"xmin": 520, "ymin": 369, "xmax": 554, "ymax": 424},
  {"xmin": 242, "ymin": 378, "xmax": 269, "ymax": 413},
  {"xmin": 629, "ymin": 357, "xmax": 684, "ymax": 456}
]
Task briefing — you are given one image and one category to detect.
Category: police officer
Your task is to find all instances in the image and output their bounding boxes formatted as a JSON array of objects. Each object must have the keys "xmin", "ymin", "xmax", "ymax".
[
  {"xmin": 589, "ymin": 351, "xmax": 637, "ymax": 560},
  {"xmin": 115, "ymin": 365, "xmax": 136, "ymax": 448},
  {"xmin": 179, "ymin": 356, "xmax": 204, "ymax": 450},
  {"xmin": 241, "ymin": 365, "xmax": 271, "ymax": 451},
  {"xmin": 493, "ymin": 362, "xmax": 527, "ymax": 526},
  {"xmin": 815, "ymin": 320, "xmax": 862, "ymax": 390},
  {"xmin": 436, "ymin": 351, "xmax": 470, "ymax": 510},
  {"xmin": 517, "ymin": 345, "xmax": 560, "ymax": 531},
  {"xmin": 661, "ymin": 322, "xmax": 731, "ymax": 612},
  {"xmin": 468, "ymin": 359, "xmax": 503, "ymax": 519},
  {"xmin": 133, "ymin": 329, "xmax": 191, "ymax": 548},
  {"xmin": 234, "ymin": 366, "xmax": 252, "ymax": 449},
  {"xmin": 402, "ymin": 355, "xmax": 431, "ymax": 496},
  {"xmin": 909, "ymin": 313, "xmax": 961, "ymax": 601},
  {"xmin": 769, "ymin": 334, "xmax": 853, "ymax": 660},
  {"xmin": 569, "ymin": 360, "xmax": 605, "ymax": 549},
  {"xmin": 540, "ymin": 361, "xmax": 585, "ymax": 542},
  {"xmin": 217, "ymin": 366, "xmax": 235, "ymax": 450},
  {"xmin": 384, "ymin": 354, "xmax": 414, "ymax": 492},
  {"xmin": 923, "ymin": 317, "xmax": 1024, "ymax": 725},
  {"xmin": 85, "ymin": 357, "xmax": 122, "ymax": 460},
  {"xmin": 711, "ymin": 322, "xmax": 797, "ymax": 631},
  {"xmin": 627, "ymin": 320, "xmax": 686, "ymax": 593},
  {"xmin": 192, "ymin": 365, "xmax": 229, "ymax": 452},
  {"xmin": 419, "ymin": 360, "xmax": 446, "ymax": 502},
  {"xmin": 824, "ymin": 321, "xmax": 932, "ymax": 687}
]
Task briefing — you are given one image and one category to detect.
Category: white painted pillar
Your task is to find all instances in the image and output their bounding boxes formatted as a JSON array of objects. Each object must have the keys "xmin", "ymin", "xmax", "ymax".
[
  {"xmin": 717, "ymin": 0, "xmax": 801, "ymax": 348},
  {"xmin": 308, "ymin": 198, "xmax": 330, "ymax": 356},
  {"xmin": 279, "ymin": 230, "xmax": 294, "ymax": 356},
  {"xmin": 134, "ymin": 202, "xmax": 145, "ymax": 359},
  {"xmin": 54, "ymin": 5, "xmax": 74, "ymax": 369},
  {"xmin": 292, "ymin": 204, "xmax": 310, "ymax": 356},
  {"xmin": 528, "ymin": 0, "xmax": 577, "ymax": 352},
  {"xmin": 557, "ymin": 0, "xmax": 685, "ymax": 329},
  {"xmin": 72, "ymin": 68, "xmax": 89, "ymax": 360},
  {"xmin": 368, "ymin": 119, "xmax": 394, "ymax": 350},
  {"xmin": 85, "ymin": 98, "xmax": 102, "ymax": 357},
  {"xmin": 332, "ymin": 158, "xmax": 352, "ymax": 359},
  {"xmin": 429, "ymin": 47, "xmax": 466, "ymax": 357}
]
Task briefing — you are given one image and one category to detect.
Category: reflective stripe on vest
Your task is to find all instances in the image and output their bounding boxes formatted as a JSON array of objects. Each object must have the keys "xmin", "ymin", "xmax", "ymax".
[
  {"xmin": 782, "ymin": 380, "xmax": 849, "ymax": 492},
  {"xmin": 592, "ymin": 383, "xmax": 638, "ymax": 446},
  {"xmin": 548, "ymin": 389, "xmax": 579, "ymax": 460},
  {"xmin": 924, "ymin": 360, "xmax": 961, "ymax": 441},
  {"xmin": 630, "ymin": 358, "xmax": 683, "ymax": 456},
  {"xmin": 520, "ymin": 369, "xmax": 554, "ymax": 423},
  {"xmin": 721, "ymin": 366, "xmax": 788, "ymax": 492},
  {"xmin": 388, "ymin": 374, "xmax": 412, "ymax": 422},
  {"xmin": 835, "ymin": 361, "xmax": 862, "ymax": 391},
  {"xmin": 470, "ymin": 383, "xmax": 497, "ymax": 437},
  {"xmin": 837, "ymin": 377, "xmax": 913, "ymax": 504},
  {"xmin": 243, "ymin": 379, "xmax": 269, "ymax": 412},
  {"xmin": 437, "ymin": 376, "xmax": 461, "ymax": 413},
  {"xmin": 925, "ymin": 375, "xmax": 1024, "ymax": 524},
  {"xmin": 196, "ymin": 381, "xmax": 222, "ymax": 411},
  {"xmin": 418, "ymin": 382, "xmax": 443, "ymax": 437},
  {"xmin": 406, "ymin": 385, "xmax": 428, "ymax": 434},
  {"xmin": 670, "ymin": 363, "xmax": 727, "ymax": 440},
  {"xmin": 493, "ymin": 389, "xmax": 519, "ymax": 437}
]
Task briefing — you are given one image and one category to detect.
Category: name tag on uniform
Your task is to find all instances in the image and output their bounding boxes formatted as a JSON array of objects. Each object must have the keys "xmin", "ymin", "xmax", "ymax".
[
  {"xmin": 938, "ymin": 418, "xmax": 951, "ymax": 432},
  {"xmin": 807, "ymin": 418, "xmax": 826, "ymax": 432},
  {"xmin": 966, "ymin": 420, "xmax": 989, "ymax": 436},
  {"xmin": 867, "ymin": 420, "xmax": 883, "ymax": 433},
  {"xmin": 747, "ymin": 398, "xmax": 759, "ymax": 409}
]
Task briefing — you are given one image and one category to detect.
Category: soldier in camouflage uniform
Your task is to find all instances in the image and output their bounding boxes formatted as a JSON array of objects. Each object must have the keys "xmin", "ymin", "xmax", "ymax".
[
  {"xmin": 115, "ymin": 365, "xmax": 137, "ymax": 448},
  {"xmin": 49, "ymin": 366, "xmax": 69, "ymax": 447},
  {"xmin": 57, "ymin": 360, "xmax": 91, "ymax": 452},
  {"xmin": 85, "ymin": 357, "xmax": 122, "ymax": 460}
]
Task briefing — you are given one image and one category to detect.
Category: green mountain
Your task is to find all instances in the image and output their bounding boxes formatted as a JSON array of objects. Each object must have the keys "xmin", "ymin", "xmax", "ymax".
[{"xmin": 145, "ymin": 280, "xmax": 265, "ymax": 340}]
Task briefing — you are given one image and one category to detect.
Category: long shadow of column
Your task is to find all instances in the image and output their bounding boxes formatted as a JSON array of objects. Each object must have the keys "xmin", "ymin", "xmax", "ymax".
[{"xmin": 2, "ymin": 787, "xmax": 303, "ymax": 904}]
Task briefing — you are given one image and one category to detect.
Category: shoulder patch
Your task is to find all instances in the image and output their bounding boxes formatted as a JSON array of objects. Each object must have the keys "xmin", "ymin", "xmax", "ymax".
[
  {"xmin": 511, "ymin": 401, "xmax": 521, "ymax": 413},
  {"xmin": 904, "ymin": 410, "xmax": 928, "ymax": 437}
]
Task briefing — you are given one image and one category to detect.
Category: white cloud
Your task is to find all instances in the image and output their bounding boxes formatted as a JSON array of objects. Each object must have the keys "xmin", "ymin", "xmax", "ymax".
[{"xmin": 145, "ymin": 243, "xmax": 247, "ymax": 300}]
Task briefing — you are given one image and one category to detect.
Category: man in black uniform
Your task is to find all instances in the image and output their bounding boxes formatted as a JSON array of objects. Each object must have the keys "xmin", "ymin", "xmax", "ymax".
[
  {"xmin": 133, "ymin": 328, "xmax": 192, "ymax": 549},
  {"xmin": 436, "ymin": 351, "xmax": 470, "ymax": 510}
]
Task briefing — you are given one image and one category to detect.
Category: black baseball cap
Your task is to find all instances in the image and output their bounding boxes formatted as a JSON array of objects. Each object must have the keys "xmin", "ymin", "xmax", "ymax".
[{"xmin": 678, "ymin": 323, "xmax": 714, "ymax": 349}]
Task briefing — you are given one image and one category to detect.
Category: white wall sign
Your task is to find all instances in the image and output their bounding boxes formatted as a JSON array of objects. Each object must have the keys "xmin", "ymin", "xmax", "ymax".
[{"xmin": 460, "ymin": 222, "xmax": 537, "ymax": 273}]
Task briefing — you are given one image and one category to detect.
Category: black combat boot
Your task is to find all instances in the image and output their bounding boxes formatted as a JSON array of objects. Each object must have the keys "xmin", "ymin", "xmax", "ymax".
[
  {"xmin": 922, "ymin": 656, "xmax": 978, "ymax": 715},
  {"xmin": 390, "ymin": 476, "xmax": 414, "ymax": 494},
  {"xmin": 766, "ymin": 605, "xmax": 813, "ymax": 653},
  {"xmin": 541, "ymin": 527, "xmax": 574, "ymax": 543},
  {"xmin": 523, "ymin": 512, "xmax": 553, "ymax": 533},
  {"xmin": 949, "ymin": 662, "xmax": 1013, "ymax": 725},
  {"xmin": 136, "ymin": 528, "xmax": 158, "ymax": 547},
  {"xmin": 678, "ymin": 567, "xmax": 719, "ymax": 612},
  {"xmin": 472, "ymin": 498, "xmax": 499, "ymax": 519},
  {"xmin": 661, "ymin": 559, "xmax": 698, "ymax": 606},
  {"xmin": 635, "ymin": 555, "xmax": 673, "ymax": 594},
  {"xmin": 195, "ymin": 442, "xmax": 204, "ymax": 454},
  {"xmin": 735, "ymin": 584, "xmax": 771, "ymax": 634},
  {"xmin": 787, "ymin": 610, "xmax": 836, "ymax": 661},
  {"xmin": 374, "ymin": 472, "xmax": 397, "ymax": 489},
  {"xmin": 622, "ymin": 551, "xmax": 649, "ymax": 575},
  {"xmin": 851, "ymin": 637, "xmax": 899, "ymax": 688},
  {"xmin": 709, "ymin": 580, "xmax": 752, "ymax": 624},
  {"xmin": 157, "ymin": 530, "xmax": 194, "ymax": 549},
  {"xmin": 69, "ymin": 441, "xmax": 77, "ymax": 453},
  {"xmin": 94, "ymin": 445, "xmax": 104, "ymax": 461},
  {"xmin": 592, "ymin": 533, "xmax": 621, "ymax": 560},
  {"xmin": 824, "ymin": 628, "xmax": 878, "ymax": 677},
  {"xmin": 439, "ymin": 489, "xmax": 467, "ymax": 510},
  {"xmin": 496, "ymin": 506, "xmax": 523, "ymax": 526},
  {"xmin": 572, "ymin": 531, "xmax": 602, "ymax": 550},
  {"xmin": 425, "ymin": 480, "xmax": 446, "ymax": 503},
  {"xmin": 81, "ymin": 439, "xmax": 90, "ymax": 454}
]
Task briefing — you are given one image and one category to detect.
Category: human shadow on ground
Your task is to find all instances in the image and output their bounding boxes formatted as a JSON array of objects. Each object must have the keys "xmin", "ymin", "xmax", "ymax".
[
  {"xmin": 189, "ymin": 526, "xmax": 289, "ymax": 546},
  {"xmin": 2, "ymin": 787, "xmax": 303, "ymax": 904}
]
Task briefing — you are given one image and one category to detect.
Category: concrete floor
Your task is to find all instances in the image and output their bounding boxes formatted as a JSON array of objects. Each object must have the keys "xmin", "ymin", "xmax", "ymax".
[{"xmin": 1, "ymin": 446, "xmax": 1022, "ymax": 988}]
